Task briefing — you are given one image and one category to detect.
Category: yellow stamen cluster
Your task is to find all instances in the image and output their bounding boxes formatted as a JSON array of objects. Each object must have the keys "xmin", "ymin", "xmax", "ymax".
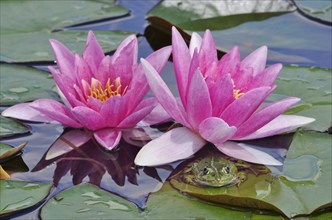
[
  {"xmin": 233, "ymin": 89, "xmax": 244, "ymax": 99},
  {"xmin": 90, "ymin": 77, "xmax": 126, "ymax": 102}
]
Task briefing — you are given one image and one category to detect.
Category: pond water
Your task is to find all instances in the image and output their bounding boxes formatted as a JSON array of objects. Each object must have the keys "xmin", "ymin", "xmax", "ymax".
[{"xmin": 1, "ymin": 0, "xmax": 331, "ymax": 219}]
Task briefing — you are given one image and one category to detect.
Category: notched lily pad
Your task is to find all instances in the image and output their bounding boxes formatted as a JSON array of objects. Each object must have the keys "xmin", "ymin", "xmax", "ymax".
[
  {"xmin": 0, "ymin": 180, "xmax": 52, "ymax": 217},
  {"xmin": 170, "ymin": 131, "xmax": 332, "ymax": 218},
  {"xmin": 0, "ymin": 116, "xmax": 31, "ymax": 138},
  {"xmin": 294, "ymin": 0, "xmax": 332, "ymax": 25}
]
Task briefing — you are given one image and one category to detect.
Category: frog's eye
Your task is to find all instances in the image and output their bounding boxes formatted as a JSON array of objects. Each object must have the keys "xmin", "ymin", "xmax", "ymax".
[
  {"xmin": 203, "ymin": 167, "xmax": 210, "ymax": 175},
  {"xmin": 223, "ymin": 166, "xmax": 231, "ymax": 174}
]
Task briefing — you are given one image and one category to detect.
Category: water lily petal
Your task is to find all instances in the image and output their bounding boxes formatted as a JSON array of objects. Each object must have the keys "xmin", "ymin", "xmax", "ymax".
[
  {"xmin": 216, "ymin": 141, "xmax": 282, "ymax": 166},
  {"xmin": 118, "ymin": 98, "xmax": 157, "ymax": 128},
  {"xmin": 100, "ymin": 96, "xmax": 124, "ymax": 127},
  {"xmin": 135, "ymin": 127, "xmax": 206, "ymax": 166},
  {"xmin": 249, "ymin": 63, "xmax": 282, "ymax": 90},
  {"xmin": 241, "ymin": 45, "xmax": 267, "ymax": 77},
  {"xmin": 234, "ymin": 97, "xmax": 300, "ymax": 138},
  {"xmin": 235, "ymin": 115, "xmax": 315, "ymax": 140},
  {"xmin": 2, "ymin": 103, "xmax": 56, "ymax": 123},
  {"xmin": 198, "ymin": 30, "xmax": 218, "ymax": 73},
  {"xmin": 186, "ymin": 69, "xmax": 212, "ymax": 129},
  {"xmin": 49, "ymin": 39, "xmax": 75, "ymax": 81},
  {"xmin": 83, "ymin": 31, "xmax": 105, "ymax": 75},
  {"xmin": 111, "ymin": 35, "xmax": 137, "ymax": 87},
  {"xmin": 199, "ymin": 117, "xmax": 237, "ymax": 145},
  {"xmin": 71, "ymin": 106, "xmax": 105, "ymax": 130},
  {"xmin": 96, "ymin": 55, "xmax": 114, "ymax": 86},
  {"xmin": 75, "ymin": 54, "xmax": 93, "ymax": 88},
  {"xmin": 218, "ymin": 46, "xmax": 240, "ymax": 79},
  {"xmin": 46, "ymin": 130, "xmax": 91, "ymax": 160},
  {"xmin": 141, "ymin": 103, "xmax": 172, "ymax": 125},
  {"xmin": 141, "ymin": 58, "xmax": 189, "ymax": 127},
  {"xmin": 172, "ymin": 27, "xmax": 191, "ymax": 106},
  {"xmin": 189, "ymin": 32, "xmax": 202, "ymax": 57},
  {"xmin": 30, "ymin": 99, "xmax": 82, "ymax": 128},
  {"xmin": 128, "ymin": 46, "xmax": 172, "ymax": 112},
  {"xmin": 220, "ymin": 86, "xmax": 271, "ymax": 127},
  {"xmin": 94, "ymin": 129, "xmax": 122, "ymax": 150},
  {"xmin": 209, "ymin": 74, "xmax": 235, "ymax": 116}
]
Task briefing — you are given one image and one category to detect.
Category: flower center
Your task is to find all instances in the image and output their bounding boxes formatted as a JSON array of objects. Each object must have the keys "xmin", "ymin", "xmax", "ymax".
[
  {"xmin": 233, "ymin": 88, "xmax": 244, "ymax": 99},
  {"xmin": 89, "ymin": 77, "xmax": 127, "ymax": 102}
]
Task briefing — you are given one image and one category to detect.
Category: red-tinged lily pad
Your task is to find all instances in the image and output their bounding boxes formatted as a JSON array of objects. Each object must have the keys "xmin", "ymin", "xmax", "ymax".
[
  {"xmin": 0, "ymin": 116, "xmax": 31, "ymax": 138},
  {"xmin": 169, "ymin": 131, "xmax": 332, "ymax": 218},
  {"xmin": 0, "ymin": 180, "xmax": 52, "ymax": 218},
  {"xmin": 0, "ymin": 142, "xmax": 26, "ymax": 162},
  {"xmin": 0, "ymin": 0, "xmax": 132, "ymax": 63}
]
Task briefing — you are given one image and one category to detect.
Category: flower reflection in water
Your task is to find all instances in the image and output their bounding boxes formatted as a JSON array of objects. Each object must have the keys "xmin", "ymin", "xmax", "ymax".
[{"xmin": 32, "ymin": 128, "xmax": 173, "ymax": 208}]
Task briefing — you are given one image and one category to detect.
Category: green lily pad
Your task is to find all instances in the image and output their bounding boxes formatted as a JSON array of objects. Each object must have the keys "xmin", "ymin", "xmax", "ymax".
[
  {"xmin": 275, "ymin": 65, "xmax": 332, "ymax": 132},
  {"xmin": 0, "ymin": 180, "xmax": 52, "ymax": 217},
  {"xmin": 294, "ymin": 0, "xmax": 332, "ymax": 24},
  {"xmin": 0, "ymin": 64, "xmax": 61, "ymax": 105},
  {"xmin": 170, "ymin": 131, "xmax": 332, "ymax": 218},
  {"xmin": 0, "ymin": 0, "xmax": 132, "ymax": 62},
  {"xmin": 40, "ymin": 183, "xmax": 143, "ymax": 219},
  {"xmin": 0, "ymin": 116, "xmax": 31, "ymax": 138},
  {"xmin": 148, "ymin": 0, "xmax": 295, "ymax": 28}
]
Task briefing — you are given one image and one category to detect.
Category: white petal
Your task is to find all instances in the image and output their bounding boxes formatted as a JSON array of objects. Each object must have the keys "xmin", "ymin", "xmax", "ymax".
[
  {"xmin": 235, "ymin": 115, "xmax": 315, "ymax": 140},
  {"xmin": 216, "ymin": 141, "xmax": 283, "ymax": 166},
  {"xmin": 134, "ymin": 127, "xmax": 206, "ymax": 166}
]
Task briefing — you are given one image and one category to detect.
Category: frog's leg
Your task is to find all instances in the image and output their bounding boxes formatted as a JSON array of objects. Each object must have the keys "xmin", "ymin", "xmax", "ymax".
[{"xmin": 236, "ymin": 172, "xmax": 247, "ymax": 187}]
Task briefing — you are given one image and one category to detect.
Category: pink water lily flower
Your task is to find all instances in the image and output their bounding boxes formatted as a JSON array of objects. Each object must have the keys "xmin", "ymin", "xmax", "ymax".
[
  {"xmin": 134, "ymin": 27, "xmax": 315, "ymax": 167},
  {"xmin": 2, "ymin": 31, "xmax": 171, "ymax": 150}
]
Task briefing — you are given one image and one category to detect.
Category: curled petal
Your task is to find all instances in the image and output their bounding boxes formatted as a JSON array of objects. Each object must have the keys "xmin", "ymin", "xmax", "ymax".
[
  {"xmin": 235, "ymin": 115, "xmax": 315, "ymax": 141},
  {"xmin": 135, "ymin": 127, "xmax": 206, "ymax": 166},
  {"xmin": 216, "ymin": 141, "xmax": 282, "ymax": 166},
  {"xmin": 2, "ymin": 103, "xmax": 56, "ymax": 123},
  {"xmin": 198, "ymin": 117, "xmax": 237, "ymax": 145},
  {"xmin": 30, "ymin": 99, "xmax": 81, "ymax": 128},
  {"xmin": 94, "ymin": 129, "xmax": 122, "ymax": 150}
]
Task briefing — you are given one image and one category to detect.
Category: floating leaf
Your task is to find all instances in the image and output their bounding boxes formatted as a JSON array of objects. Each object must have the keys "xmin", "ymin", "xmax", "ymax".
[
  {"xmin": 148, "ymin": 0, "xmax": 295, "ymax": 26},
  {"xmin": 0, "ymin": 116, "xmax": 31, "ymax": 138},
  {"xmin": 0, "ymin": 142, "xmax": 27, "ymax": 161},
  {"xmin": 275, "ymin": 65, "xmax": 332, "ymax": 132},
  {"xmin": 40, "ymin": 183, "xmax": 142, "ymax": 219},
  {"xmin": 170, "ymin": 131, "xmax": 332, "ymax": 218},
  {"xmin": 0, "ymin": 180, "xmax": 52, "ymax": 217},
  {"xmin": 294, "ymin": 0, "xmax": 332, "ymax": 24},
  {"xmin": 147, "ymin": 1, "xmax": 331, "ymax": 68},
  {"xmin": 0, "ymin": 0, "xmax": 132, "ymax": 62}
]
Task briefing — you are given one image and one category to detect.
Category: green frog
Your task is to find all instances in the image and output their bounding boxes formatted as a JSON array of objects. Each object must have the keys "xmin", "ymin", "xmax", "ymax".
[{"xmin": 182, "ymin": 157, "xmax": 247, "ymax": 187}]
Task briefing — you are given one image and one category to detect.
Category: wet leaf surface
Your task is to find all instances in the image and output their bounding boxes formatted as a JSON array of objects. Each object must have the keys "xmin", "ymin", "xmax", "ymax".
[
  {"xmin": 294, "ymin": 0, "xmax": 332, "ymax": 24},
  {"xmin": 0, "ymin": 0, "xmax": 132, "ymax": 62},
  {"xmin": 40, "ymin": 183, "xmax": 142, "ymax": 219},
  {"xmin": 169, "ymin": 131, "xmax": 332, "ymax": 218},
  {"xmin": 0, "ymin": 116, "xmax": 31, "ymax": 138},
  {"xmin": 0, "ymin": 64, "xmax": 60, "ymax": 106},
  {"xmin": 0, "ymin": 180, "xmax": 52, "ymax": 217},
  {"xmin": 275, "ymin": 65, "xmax": 332, "ymax": 132}
]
